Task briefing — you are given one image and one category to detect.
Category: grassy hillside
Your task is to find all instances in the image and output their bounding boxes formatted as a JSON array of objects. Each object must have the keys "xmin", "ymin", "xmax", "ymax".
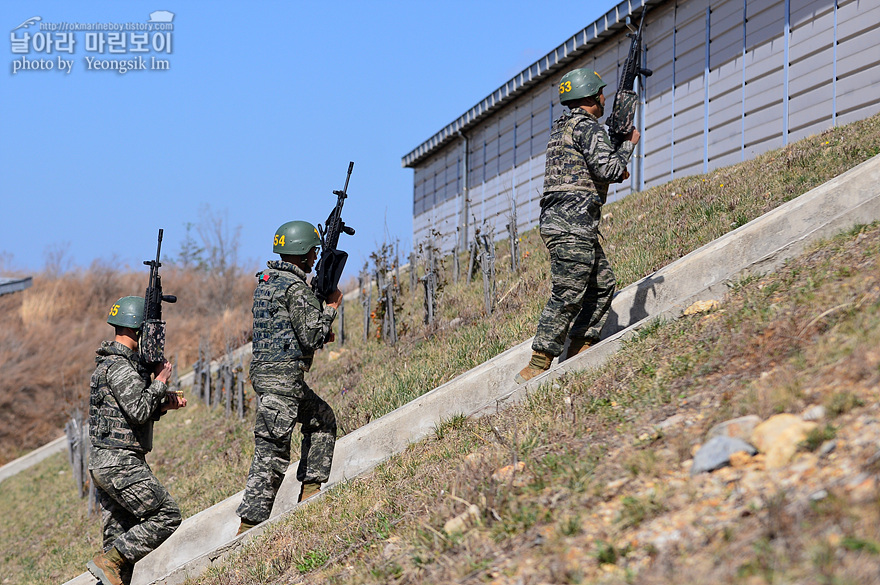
[
  {"xmin": 195, "ymin": 220, "xmax": 880, "ymax": 585},
  {"xmin": 316, "ymin": 114, "xmax": 880, "ymax": 438},
  {"xmin": 0, "ymin": 112, "xmax": 878, "ymax": 584}
]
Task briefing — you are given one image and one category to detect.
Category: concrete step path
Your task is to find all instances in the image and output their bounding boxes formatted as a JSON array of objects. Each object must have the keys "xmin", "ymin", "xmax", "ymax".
[
  {"xmin": 0, "ymin": 435, "xmax": 66, "ymax": 485},
  {"xmin": 65, "ymin": 154, "xmax": 880, "ymax": 585}
]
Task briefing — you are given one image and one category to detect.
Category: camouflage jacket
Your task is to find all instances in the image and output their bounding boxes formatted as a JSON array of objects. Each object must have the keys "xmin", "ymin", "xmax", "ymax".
[
  {"xmin": 88, "ymin": 340, "xmax": 168, "ymax": 460},
  {"xmin": 541, "ymin": 107, "xmax": 636, "ymax": 206},
  {"xmin": 251, "ymin": 260, "xmax": 336, "ymax": 370}
]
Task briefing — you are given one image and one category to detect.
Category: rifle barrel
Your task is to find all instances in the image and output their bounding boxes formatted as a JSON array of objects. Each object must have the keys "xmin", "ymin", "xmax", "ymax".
[{"xmin": 342, "ymin": 161, "xmax": 354, "ymax": 194}]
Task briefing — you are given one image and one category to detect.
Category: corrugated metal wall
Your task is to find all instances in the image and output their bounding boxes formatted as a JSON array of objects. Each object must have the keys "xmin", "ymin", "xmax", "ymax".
[{"xmin": 412, "ymin": 0, "xmax": 880, "ymax": 252}]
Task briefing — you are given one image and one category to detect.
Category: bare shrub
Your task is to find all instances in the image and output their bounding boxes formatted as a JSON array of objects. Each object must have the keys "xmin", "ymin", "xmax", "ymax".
[{"xmin": 0, "ymin": 249, "xmax": 254, "ymax": 464}]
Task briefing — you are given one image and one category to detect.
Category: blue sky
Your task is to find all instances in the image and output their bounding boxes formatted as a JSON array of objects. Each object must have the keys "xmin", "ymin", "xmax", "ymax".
[{"xmin": 2, "ymin": 0, "xmax": 619, "ymax": 277}]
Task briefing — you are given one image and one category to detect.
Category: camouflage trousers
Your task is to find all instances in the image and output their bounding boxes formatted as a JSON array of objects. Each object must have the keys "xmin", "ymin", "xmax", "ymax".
[
  {"xmin": 89, "ymin": 449, "xmax": 181, "ymax": 563},
  {"xmin": 532, "ymin": 192, "xmax": 616, "ymax": 357},
  {"xmin": 236, "ymin": 362, "xmax": 337, "ymax": 524}
]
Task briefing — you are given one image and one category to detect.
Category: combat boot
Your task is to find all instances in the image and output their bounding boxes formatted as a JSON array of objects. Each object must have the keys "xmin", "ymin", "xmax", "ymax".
[
  {"xmin": 566, "ymin": 337, "xmax": 595, "ymax": 358},
  {"xmin": 298, "ymin": 482, "xmax": 321, "ymax": 503},
  {"xmin": 87, "ymin": 546, "xmax": 130, "ymax": 585},
  {"xmin": 237, "ymin": 518, "xmax": 258, "ymax": 535},
  {"xmin": 514, "ymin": 351, "xmax": 554, "ymax": 384}
]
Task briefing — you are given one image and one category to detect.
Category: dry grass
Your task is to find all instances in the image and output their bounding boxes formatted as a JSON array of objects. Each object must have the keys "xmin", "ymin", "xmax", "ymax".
[{"xmin": 0, "ymin": 264, "xmax": 254, "ymax": 464}]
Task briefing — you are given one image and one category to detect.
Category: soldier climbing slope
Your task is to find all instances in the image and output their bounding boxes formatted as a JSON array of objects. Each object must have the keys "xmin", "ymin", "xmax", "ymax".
[
  {"xmin": 87, "ymin": 296, "xmax": 187, "ymax": 585},
  {"xmin": 516, "ymin": 68, "xmax": 640, "ymax": 384},
  {"xmin": 236, "ymin": 220, "xmax": 342, "ymax": 534}
]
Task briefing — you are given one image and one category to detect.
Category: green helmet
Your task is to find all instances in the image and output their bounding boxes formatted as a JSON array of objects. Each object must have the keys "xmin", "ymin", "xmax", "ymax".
[
  {"xmin": 273, "ymin": 220, "xmax": 321, "ymax": 255},
  {"xmin": 107, "ymin": 296, "xmax": 145, "ymax": 329},
  {"xmin": 558, "ymin": 68, "xmax": 607, "ymax": 105}
]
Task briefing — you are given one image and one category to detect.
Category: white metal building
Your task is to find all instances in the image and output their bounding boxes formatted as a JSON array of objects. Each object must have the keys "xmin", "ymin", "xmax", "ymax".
[
  {"xmin": 0, "ymin": 276, "xmax": 32, "ymax": 296},
  {"xmin": 402, "ymin": 0, "xmax": 880, "ymax": 252}
]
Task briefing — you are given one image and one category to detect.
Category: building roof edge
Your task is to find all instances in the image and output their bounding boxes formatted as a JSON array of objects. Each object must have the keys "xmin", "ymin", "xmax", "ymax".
[{"xmin": 401, "ymin": 0, "xmax": 655, "ymax": 168}]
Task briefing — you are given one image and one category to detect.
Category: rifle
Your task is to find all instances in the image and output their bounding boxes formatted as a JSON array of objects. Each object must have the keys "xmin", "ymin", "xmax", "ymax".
[
  {"xmin": 311, "ymin": 161, "xmax": 356, "ymax": 301},
  {"xmin": 141, "ymin": 229, "xmax": 177, "ymax": 365},
  {"xmin": 606, "ymin": 7, "xmax": 653, "ymax": 150}
]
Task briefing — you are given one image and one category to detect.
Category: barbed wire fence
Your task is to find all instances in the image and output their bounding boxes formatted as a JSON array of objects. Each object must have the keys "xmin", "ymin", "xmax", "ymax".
[
  {"xmin": 452, "ymin": 226, "xmax": 462, "ymax": 285},
  {"xmin": 478, "ymin": 228, "xmax": 497, "ymax": 314},
  {"xmin": 191, "ymin": 346, "xmax": 249, "ymax": 420},
  {"xmin": 387, "ymin": 242, "xmax": 400, "ymax": 345},
  {"xmin": 371, "ymin": 242, "xmax": 399, "ymax": 345},
  {"xmin": 420, "ymin": 232, "xmax": 439, "ymax": 326},
  {"xmin": 408, "ymin": 251, "xmax": 417, "ymax": 294},
  {"xmin": 466, "ymin": 217, "xmax": 479, "ymax": 283},
  {"xmin": 192, "ymin": 342, "xmax": 211, "ymax": 405}
]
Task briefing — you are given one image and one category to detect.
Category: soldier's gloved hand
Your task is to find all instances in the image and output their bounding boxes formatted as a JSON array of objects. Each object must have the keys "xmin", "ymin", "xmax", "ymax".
[
  {"xmin": 162, "ymin": 392, "xmax": 187, "ymax": 412},
  {"xmin": 326, "ymin": 332, "xmax": 336, "ymax": 343},
  {"xmin": 627, "ymin": 127, "xmax": 641, "ymax": 144}
]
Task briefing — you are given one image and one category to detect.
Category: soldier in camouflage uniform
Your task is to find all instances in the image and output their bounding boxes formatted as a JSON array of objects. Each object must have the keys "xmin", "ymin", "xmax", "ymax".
[
  {"xmin": 236, "ymin": 220, "xmax": 342, "ymax": 534},
  {"xmin": 516, "ymin": 68, "xmax": 641, "ymax": 384},
  {"xmin": 87, "ymin": 296, "xmax": 187, "ymax": 585}
]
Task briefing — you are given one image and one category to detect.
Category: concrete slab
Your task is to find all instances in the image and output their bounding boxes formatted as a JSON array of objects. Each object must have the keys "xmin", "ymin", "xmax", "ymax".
[
  {"xmin": 600, "ymin": 153, "xmax": 880, "ymax": 337},
  {"xmin": 63, "ymin": 154, "xmax": 880, "ymax": 585}
]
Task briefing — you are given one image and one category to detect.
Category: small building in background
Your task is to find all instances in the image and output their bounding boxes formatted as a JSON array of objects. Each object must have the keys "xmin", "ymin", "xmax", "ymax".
[
  {"xmin": 0, "ymin": 276, "xmax": 33, "ymax": 297},
  {"xmin": 403, "ymin": 0, "xmax": 880, "ymax": 254}
]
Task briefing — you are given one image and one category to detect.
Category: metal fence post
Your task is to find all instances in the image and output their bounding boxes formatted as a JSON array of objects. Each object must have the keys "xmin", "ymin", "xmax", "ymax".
[
  {"xmin": 409, "ymin": 251, "xmax": 417, "ymax": 293},
  {"xmin": 339, "ymin": 294, "xmax": 345, "ymax": 346},
  {"xmin": 192, "ymin": 348, "xmax": 201, "ymax": 401},
  {"xmin": 224, "ymin": 362, "xmax": 232, "ymax": 417},
  {"xmin": 214, "ymin": 367, "xmax": 221, "ymax": 408},
  {"xmin": 65, "ymin": 410, "xmax": 87, "ymax": 499},
  {"xmin": 385, "ymin": 273, "xmax": 397, "ymax": 345},
  {"xmin": 507, "ymin": 197, "xmax": 519, "ymax": 273},
  {"xmin": 361, "ymin": 270, "xmax": 372, "ymax": 342},
  {"xmin": 452, "ymin": 226, "xmax": 461, "ymax": 285},
  {"xmin": 481, "ymin": 234, "xmax": 496, "ymax": 314},
  {"xmin": 375, "ymin": 269, "xmax": 386, "ymax": 340},
  {"xmin": 205, "ymin": 364, "xmax": 212, "ymax": 407},
  {"xmin": 422, "ymin": 242, "xmax": 437, "ymax": 326},
  {"xmin": 236, "ymin": 357, "xmax": 245, "ymax": 420}
]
